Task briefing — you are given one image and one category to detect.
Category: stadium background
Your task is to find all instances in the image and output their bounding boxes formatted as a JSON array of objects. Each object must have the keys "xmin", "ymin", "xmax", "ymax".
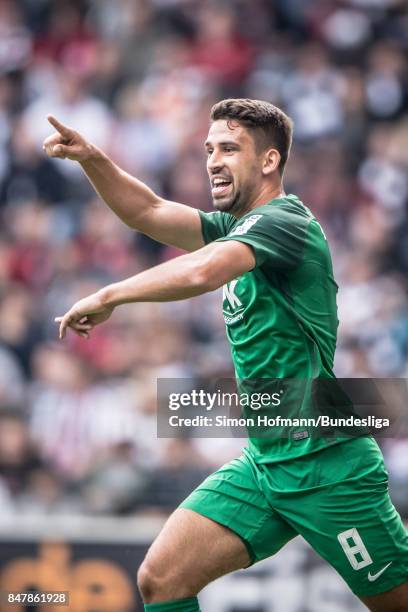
[{"xmin": 0, "ymin": 0, "xmax": 407, "ymax": 610}]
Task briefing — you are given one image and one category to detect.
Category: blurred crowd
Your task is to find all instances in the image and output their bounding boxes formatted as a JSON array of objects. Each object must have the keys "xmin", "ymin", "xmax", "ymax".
[{"xmin": 0, "ymin": 0, "xmax": 407, "ymax": 518}]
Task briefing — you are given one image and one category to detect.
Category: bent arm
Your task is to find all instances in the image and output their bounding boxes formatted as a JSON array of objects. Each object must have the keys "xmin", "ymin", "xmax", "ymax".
[
  {"xmin": 80, "ymin": 149, "xmax": 204, "ymax": 251},
  {"xmin": 56, "ymin": 240, "xmax": 255, "ymax": 339},
  {"xmin": 100, "ymin": 239, "xmax": 255, "ymax": 306},
  {"xmin": 43, "ymin": 116, "xmax": 205, "ymax": 251}
]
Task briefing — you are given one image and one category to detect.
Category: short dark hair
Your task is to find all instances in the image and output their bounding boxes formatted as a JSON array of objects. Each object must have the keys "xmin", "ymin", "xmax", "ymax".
[{"xmin": 210, "ymin": 98, "xmax": 293, "ymax": 175}]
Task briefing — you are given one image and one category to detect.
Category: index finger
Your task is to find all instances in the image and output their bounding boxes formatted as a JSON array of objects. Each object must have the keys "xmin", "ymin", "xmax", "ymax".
[
  {"xmin": 47, "ymin": 115, "xmax": 72, "ymax": 138},
  {"xmin": 58, "ymin": 311, "xmax": 76, "ymax": 340}
]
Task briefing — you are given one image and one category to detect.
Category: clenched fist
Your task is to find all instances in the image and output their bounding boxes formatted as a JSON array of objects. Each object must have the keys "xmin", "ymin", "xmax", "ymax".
[{"xmin": 43, "ymin": 115, "xmax": 95, "ymax": 162}]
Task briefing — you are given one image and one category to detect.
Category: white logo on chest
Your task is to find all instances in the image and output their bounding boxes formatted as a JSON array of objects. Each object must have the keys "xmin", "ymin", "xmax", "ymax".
[{"xmin": 223, "ymin": 280, "xmax": 242, "ymax": 310}]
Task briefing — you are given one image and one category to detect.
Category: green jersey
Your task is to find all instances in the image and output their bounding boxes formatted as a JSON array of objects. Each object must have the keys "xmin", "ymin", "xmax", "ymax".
[{"xmin": 199, "ymin": 194, "xmax": 343, "ymax": 463}]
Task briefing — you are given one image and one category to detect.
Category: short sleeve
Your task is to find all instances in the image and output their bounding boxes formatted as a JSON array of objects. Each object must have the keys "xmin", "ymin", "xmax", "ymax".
[
  {"xmin": 199, "ymin": 210, "xmax": 236, "ymax": 244},
  {"xmin": 217, "ymin": 209, "xmax": 310, "ymax": 269}
]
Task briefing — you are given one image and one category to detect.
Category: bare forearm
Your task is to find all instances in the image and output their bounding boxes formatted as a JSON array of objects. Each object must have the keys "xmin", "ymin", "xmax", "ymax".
[
  {"xmin": 80, "ymin": 147, "xmax": 159, "ymax": 227},
  {"xmin": 99, "ymin": 252, "xmax": 214, "ymax": 307},
  {"xmin": 54, "ymin": 240, "xmax": 255, "ymax": 340},
  {"xmin": 98, "ymin": 239, "xmax": 255, "ymax": 308}
]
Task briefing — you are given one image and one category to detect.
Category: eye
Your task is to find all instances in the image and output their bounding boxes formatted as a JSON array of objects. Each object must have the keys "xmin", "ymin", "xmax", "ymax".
[{"xmin": 206, "ymin": 149, "xmax": 214, "ymax": 157}]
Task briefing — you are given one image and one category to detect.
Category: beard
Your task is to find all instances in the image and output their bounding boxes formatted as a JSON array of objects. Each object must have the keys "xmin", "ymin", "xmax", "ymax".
[
  {"xmin": 213, "ymin": 191, "xmax": 239, "ymax": 213},
  {"xmin": 212, "ymin": 182, "xmax": 255, "ymax": 218}
]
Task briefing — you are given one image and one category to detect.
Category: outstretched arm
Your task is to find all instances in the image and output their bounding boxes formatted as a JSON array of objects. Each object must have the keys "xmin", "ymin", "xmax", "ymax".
[
  {"xmin": 43, "ymin": 116, "xmax": 204, "ymax": 251},
  {"xmin": 55, "ymin": 240, "xmax": 255, "ymax": 339}
]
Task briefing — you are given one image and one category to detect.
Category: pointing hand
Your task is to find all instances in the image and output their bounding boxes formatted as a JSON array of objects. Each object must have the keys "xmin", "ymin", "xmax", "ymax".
[
  {"xmin": 43, "ymin": 115, "xmax": 93, "ymax": 162},
  {"xmin": 55, "ymin": 291, "xmax": 114, "ymax": 340}
]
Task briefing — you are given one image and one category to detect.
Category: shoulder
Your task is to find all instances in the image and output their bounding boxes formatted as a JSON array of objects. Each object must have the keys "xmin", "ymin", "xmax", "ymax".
[
  {"xmin": 262, "ymin": 195, "xmax": 314, "ymax": 223},
  {"xmin": 231, "ymin": 196, "xmax": 313, "ymax": 236}
]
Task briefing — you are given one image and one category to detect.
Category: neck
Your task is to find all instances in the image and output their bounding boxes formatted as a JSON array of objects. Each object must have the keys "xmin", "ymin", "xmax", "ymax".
[{"xmin": 236, "ymin": 183, "xmax": 285, "ymax": 218}]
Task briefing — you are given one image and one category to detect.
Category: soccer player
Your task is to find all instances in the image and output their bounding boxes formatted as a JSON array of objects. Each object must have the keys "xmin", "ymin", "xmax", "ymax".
[{"xmin": 43, "ymin": 99, "xmax": 408, "ymax": 612}]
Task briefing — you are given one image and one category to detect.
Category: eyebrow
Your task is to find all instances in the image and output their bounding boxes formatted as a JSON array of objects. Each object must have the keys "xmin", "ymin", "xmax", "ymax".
[{"xmin": 204, "ymin": 140, "xmax": 239, "ymax": 148}]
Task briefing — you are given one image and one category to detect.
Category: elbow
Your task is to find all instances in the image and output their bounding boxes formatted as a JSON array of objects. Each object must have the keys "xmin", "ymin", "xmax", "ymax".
[{"xmin": 191, "ymin": 261, "xmax": 222, "ymax": 293}]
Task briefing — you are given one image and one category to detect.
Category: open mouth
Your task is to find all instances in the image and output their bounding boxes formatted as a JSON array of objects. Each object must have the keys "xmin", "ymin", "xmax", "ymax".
[{"xmin": 211, "ymin": 178, "xmax": 232, "ymax": 197}]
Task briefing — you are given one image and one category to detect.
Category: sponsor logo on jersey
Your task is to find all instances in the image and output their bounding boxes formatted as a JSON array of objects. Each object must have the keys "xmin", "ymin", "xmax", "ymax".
[
  {"xmin": 223, "ymin": 280, "xmax": 242, "ymax": 309},
  {"xmin": 224, "ymin": 312, "xmax": 244, "ymax": 325},
  {"xmin": 223, "ymin": 279, "xmax": 244, "ymax": 325}
]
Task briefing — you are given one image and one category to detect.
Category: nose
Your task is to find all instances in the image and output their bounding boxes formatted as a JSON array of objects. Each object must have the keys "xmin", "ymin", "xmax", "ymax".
[{"xmin": 207, "ymin": 150, "xmax": 223, "ymax": 174}]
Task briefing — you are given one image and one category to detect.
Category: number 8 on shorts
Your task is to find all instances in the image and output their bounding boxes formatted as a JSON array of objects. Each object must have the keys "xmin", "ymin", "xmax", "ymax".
[{"xmin": 338, "ymin": 528, "xmax": 373, "ymax": 570}]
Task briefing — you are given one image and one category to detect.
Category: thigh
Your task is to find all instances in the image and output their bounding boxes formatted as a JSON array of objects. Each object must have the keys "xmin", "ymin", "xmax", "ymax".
[
  {"xmin": 143, "ymin": 507, "xmax": 250, "ymax": 594},
  {"xmin": 180, "ymin": 453, "xmax": 297, "ymax": 566},
  {"xmin": 360, "ymin": 579, "xmax": 408, "ymax": 611},
  {"xmin": 270, "ymin": 437, "xmax": 408, "ymax": 598}
]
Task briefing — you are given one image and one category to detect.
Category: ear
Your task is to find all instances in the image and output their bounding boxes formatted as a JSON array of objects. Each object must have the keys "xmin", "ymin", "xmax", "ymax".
[{"xmin": 262, "ymin": 148, "xmax": 281, "ymax": 176}]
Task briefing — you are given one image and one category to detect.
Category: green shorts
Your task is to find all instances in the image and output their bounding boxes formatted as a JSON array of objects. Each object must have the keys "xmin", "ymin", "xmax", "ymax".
[{"xmin": 180, "ymin": 437, "xmax": 408, "ymax": 597}]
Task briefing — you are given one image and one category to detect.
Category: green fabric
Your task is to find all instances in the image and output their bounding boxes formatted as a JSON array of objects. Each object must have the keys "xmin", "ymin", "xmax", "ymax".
[
  {"xmin": 199, "ymin": 194, "xmax": 343, "ymax": 463},
  {"xmin": 144, "ymin": 597, "xmax": 200, "ymax": 611},
  {"xmin": 181, "ymin": 436, "xmax": 408, "ymax": 597}
]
